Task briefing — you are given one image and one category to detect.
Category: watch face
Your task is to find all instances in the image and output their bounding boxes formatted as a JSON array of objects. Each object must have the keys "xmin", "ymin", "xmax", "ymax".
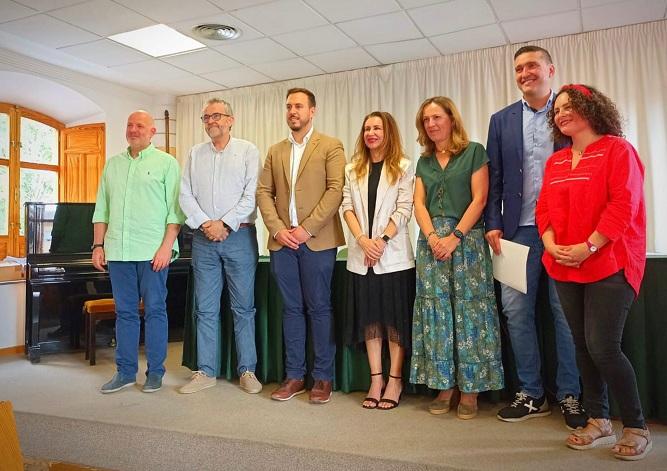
[{"xmin": 589, "ymin": 245, "xmax": 598, "ymax": 253}]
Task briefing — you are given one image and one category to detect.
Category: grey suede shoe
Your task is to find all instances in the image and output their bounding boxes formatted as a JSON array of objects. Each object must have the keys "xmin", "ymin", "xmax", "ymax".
[
  {"xmin": 100, "ymin": 373, "xmax": 135, "ymax": 394},
  {"xmin": 142, "ymin": 374, "xmax": 162, "ymax": 393}
]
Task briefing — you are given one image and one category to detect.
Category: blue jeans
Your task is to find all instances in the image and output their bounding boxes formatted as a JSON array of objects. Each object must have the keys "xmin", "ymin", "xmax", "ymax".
[
  {"xmin": 270, "ymin": 244, "xmax": 336, "ymax": 381},
  {"xmin": 108, "ymin": 261, "xmax": 169, "ymax": 380},
  {"xmin": 192, "ymin": 227, "xmax": 258, "ymax": 377},
  {"xmin": 500, "ymin": 226, "xmax": 580, "ymax": 400}
]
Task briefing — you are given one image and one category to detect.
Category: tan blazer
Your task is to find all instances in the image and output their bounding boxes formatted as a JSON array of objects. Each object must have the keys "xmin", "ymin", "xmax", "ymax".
[
  {"xmin": 257, "ymin": 130, "xmax": 346, "ymax": 252},
  {"xmin": 341, "ymin": 157, "xmax": 415, "ymax": 275}
]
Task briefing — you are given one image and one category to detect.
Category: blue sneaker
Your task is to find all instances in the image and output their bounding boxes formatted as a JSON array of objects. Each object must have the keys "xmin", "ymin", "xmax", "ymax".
[
  {"xmin": 142, "ymin": 374, "xmax": 162, "ymax": 393},
  {"xmin": 100, "ymin": 373, "xmax": 135, "ymax": 394}
]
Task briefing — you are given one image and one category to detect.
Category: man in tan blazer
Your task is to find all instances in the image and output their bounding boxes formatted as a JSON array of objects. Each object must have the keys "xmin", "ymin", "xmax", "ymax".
[{"xmin": 257, "ymin": 88, "xmax": 345, "ymax": 404}]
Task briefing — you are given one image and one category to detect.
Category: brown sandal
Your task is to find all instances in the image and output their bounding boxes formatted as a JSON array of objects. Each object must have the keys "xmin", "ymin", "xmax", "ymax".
[
  {"xmin": 613, "ymin": 427, "xmax": 652, "ymax": 461},
  {"xmin": 566, "ymin": 418, "xmax": 616, "ymax": 450}
]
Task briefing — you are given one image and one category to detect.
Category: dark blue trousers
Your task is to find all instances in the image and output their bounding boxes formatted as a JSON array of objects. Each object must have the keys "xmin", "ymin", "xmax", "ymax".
[{"xmin": 270, "ymin": 244, "xmax": 336, "ymax": 381}]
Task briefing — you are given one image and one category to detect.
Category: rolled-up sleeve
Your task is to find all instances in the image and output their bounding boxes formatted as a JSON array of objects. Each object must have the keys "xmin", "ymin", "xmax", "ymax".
[
  {"xmin": 165, "ymin": 157, "xmax": 185, "ymax": 225},
  {"xmin": 341, "ymin": 165, "xmax": 354, "ymax": 214},
  {"xmin": 92, "ymin": 163, "xmax": 109, "ymax": 224},
  {"xmin": 595, "ymin": 141, "xmax": 644, "ymax": 241},
  {"xmin": 179, "ymin": 149, "xmax": 209, "ymax": 229},
  {"xmin": 389, "ymin": 161, "xmax": 415, "ymax": 229},
  {"xmin": 221, "ymin": 144, "xmax": 261, "ymax": 231}
]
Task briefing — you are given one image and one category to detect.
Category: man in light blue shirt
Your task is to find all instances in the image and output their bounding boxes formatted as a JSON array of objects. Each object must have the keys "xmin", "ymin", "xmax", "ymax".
[
  {"xmin": 518, "ymin": 93, "xmax": 554, "ymax": 227},
  {"xmin": 178, "ymin": 98, "xmax": 262, "ymax": 395},
  {"xmin": 485, "ymin": 46, "xmax": 584, "ymax": 429}
]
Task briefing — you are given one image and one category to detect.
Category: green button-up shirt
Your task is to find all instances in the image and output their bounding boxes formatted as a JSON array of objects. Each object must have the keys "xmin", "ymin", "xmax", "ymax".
[
  {"xmin": 92, "ymin": 144, "xmax": 185, "ymax": 262},
  {"xmin": 416, "ymin": 141, "xmax": 489, "ymax": 229}
]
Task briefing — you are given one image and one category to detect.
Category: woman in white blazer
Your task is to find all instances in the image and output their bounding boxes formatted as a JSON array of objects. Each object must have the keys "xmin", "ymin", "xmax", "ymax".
[{"xmin": 341, "ymin": 111, "xmax": 415, "ymax": 410}]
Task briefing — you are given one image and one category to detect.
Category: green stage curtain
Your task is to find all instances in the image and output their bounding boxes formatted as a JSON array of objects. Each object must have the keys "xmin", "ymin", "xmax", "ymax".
[{"xmin": 182, "ymin": 255, "xmax": 667, "ymax": 420}]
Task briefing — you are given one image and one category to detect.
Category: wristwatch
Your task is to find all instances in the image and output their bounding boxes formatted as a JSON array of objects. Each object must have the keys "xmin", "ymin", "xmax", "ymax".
[
  {"xmin": 585, "ymin": 240, "xmax": 598, "ymax": 254},
  {"xmin": 91, "ymin": 243, "xmax": 104, "ymax": 250},
  {"xmin": 452, "ymin": 229, "xmax": 464, "ymax": 240},
  {"xmin": 381, "ymin": 234, "xmax": 390, "ymax": 243}
]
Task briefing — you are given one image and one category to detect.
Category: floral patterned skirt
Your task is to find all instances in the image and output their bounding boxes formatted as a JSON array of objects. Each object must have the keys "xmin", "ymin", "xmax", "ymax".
[{"xmin": 409, "ymin": 217, "xmax": 504, "ymax": 392}]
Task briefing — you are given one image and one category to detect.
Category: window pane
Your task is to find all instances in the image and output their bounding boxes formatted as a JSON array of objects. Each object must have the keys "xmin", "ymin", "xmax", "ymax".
[
  {"xmin": 0, "ymin": 113, "xmax": 8, "ymax": 159},
  {"xmin": 20, "ymin": 117, "xmax": 58, "ymax": 165},
  {"xmin": 20, "ymin": 168, "xmax": 58, "ymax": 236},
  {"xmin": 0, "ymin": 165, "xmax": 8, "ymax": 236}
]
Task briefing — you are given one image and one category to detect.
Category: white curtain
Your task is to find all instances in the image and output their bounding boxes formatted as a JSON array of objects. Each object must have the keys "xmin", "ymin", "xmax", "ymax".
[{"xmin": 177, "ymin": 20, "xmax": 667, "ymax": 254}]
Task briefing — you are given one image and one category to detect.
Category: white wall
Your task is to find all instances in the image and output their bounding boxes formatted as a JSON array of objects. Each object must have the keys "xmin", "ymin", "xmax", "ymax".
[
  {"xmin": 0, "ymin": 281, "xmax": 25, "ymax": 349},
  {"xmin": 0, "ymin": 48, "xmax": 174, "ymax": 348},
  {"xmin": 0, "ymin": 46, "xmax": 169, "ymax": 158}
]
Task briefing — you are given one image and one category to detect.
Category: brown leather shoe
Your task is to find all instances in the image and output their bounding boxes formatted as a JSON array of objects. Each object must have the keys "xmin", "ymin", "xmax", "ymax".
[
  {"xmin": 309, "ymin": 379, "xmax": 332, "ymax": 404},
  {"xmin": 271, "ymin": 378, "xmax": 305, "ymax": 401}
]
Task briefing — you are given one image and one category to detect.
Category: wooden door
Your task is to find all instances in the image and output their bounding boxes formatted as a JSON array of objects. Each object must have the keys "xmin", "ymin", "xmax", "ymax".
[{"xmin": 59, "ymin": 123, "xmax": 105, "ymax": 202}]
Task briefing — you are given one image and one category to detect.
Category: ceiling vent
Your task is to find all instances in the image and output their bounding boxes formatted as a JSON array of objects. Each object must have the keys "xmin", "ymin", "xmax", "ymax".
[{"xmin": 192, "ymin": 24, "xmax": 241, "ymax": 41}]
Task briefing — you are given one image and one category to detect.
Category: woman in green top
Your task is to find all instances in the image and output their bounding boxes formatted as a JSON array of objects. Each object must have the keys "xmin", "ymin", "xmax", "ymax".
[{"xmin": 410, "ymin": 96, "xmax": 504, "ymax": 419}]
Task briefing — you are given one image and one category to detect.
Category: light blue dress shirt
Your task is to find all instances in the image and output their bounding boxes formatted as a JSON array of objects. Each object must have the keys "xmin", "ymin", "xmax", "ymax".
[
  {"xmin": 518, "ymin": 92, "xmax": 554, "ymax": 226},
  {"xmin": 179, "ymin": 137, "xmax": 261, "ymax": 231}
]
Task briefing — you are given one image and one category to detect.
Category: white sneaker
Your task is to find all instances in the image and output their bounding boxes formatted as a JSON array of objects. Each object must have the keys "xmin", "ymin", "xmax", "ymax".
[
  {"xmin": 179, "ymin": 371, "xmax": 216, "ymax": 394},
  {"xmin": 239, "ymin": 371, "xmax": 262, "ymax": 394}
]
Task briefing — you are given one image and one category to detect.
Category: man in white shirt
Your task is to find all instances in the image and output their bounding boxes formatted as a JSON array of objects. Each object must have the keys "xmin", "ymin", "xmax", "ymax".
[{"xmin": 178, "ymin": 98, "xmax": 262, "ymax": 395}]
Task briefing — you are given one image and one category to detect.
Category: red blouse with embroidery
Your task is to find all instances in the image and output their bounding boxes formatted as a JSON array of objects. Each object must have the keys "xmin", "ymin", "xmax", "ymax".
[{"xmin": 536, "ymin": 135, "xmax": 646, "ymax": 295}]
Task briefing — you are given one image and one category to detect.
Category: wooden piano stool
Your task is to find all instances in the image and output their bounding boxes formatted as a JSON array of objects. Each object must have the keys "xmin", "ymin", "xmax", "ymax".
[{"xmin": 83, "ymin": 299, "xmax": 144, "ymax": 366}]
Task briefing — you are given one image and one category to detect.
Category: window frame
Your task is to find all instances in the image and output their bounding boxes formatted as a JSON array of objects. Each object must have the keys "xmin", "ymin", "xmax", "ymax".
[{"xmin": 0, "ymin": 103, "xmax": 63, "ymax": 258}]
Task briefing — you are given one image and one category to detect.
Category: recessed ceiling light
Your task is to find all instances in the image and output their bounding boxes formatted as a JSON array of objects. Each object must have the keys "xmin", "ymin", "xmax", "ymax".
[{"xmin": 109, "ymin": 24, "xmax": 206, "ymax": 58}]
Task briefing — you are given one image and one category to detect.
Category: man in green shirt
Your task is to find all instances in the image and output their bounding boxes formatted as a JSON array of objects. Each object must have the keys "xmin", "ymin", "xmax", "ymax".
[{"xmin": 92, "ymin": 110, "xmax": 184, "ymax": 394}]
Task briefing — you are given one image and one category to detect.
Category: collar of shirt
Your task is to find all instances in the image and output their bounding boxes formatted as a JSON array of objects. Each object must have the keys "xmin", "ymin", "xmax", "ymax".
[
  {"xmin": 288, "ymin": 125, "xmax": 314, "ymax": 148},
  {"xmin": 206, "ymin": 138, "xmax": 232, "ymax": 154},
  {"xmin": 521, "ymin": 90, "xmax": 555, "ymax": 114},
  {"xmin": 124, "ymin": 143, "xmax": 155, "ymax": 160}
]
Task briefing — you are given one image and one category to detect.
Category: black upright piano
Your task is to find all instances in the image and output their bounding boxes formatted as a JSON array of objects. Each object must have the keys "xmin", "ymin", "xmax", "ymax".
[{"xmin": 25, "ymin": 202, "xmax": 192, "ymax": 363}]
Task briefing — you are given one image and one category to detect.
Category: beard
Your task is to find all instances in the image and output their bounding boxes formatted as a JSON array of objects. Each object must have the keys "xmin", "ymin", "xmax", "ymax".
[
  {"xmin": 287, "ymin": 115, "xmax": 311, "ymax": 132},
  {"xmin": 206, "ymin": 125, "xmax": 224, "ymax": 139}
]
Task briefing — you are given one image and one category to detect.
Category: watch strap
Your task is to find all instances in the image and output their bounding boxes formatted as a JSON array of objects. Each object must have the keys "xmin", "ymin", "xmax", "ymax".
[{"xmin": 585, "ymin": 240, "xmax": 598, "ymax": 253}]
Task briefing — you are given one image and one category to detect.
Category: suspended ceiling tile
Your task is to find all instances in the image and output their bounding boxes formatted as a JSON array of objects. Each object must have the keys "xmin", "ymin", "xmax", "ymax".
[
  {"xmin": 273, "ymin": 25, "xmax": 356, "ymax": 56},
  {"xmin": 338, "ymin": 11, "xmax": 422, "ymax": 45}
]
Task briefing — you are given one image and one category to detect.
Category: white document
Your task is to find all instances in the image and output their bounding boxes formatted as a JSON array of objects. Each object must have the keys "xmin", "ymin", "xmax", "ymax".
[{"xmin": 491, "ymin": 239, "xmax": 530, "ymax": 294}]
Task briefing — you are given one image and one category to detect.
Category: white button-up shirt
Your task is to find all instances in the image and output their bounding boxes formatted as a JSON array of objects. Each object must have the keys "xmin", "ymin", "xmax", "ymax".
[
  {"xmin": 287, "ymin": 126, "xmax": 314, "ymax": 227},
  {"xmin": 179, "ymin": 137, "xmax": 261, "ymax": 231}
]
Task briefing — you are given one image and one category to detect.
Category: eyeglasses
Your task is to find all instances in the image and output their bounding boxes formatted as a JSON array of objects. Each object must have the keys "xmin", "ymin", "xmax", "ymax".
[{"xmin": 200, "ymin": 113, "xmax": 231, "ymax": 122}]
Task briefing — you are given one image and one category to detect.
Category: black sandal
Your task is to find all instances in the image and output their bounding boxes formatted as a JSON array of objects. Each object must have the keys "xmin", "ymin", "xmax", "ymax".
[
  {"xmin": 362, "ymin": 372, "xmax": 384, "ymax": 409},
  {"xmin": 378, "ymin": 374, "xmax": 402, "ymax": 410}
]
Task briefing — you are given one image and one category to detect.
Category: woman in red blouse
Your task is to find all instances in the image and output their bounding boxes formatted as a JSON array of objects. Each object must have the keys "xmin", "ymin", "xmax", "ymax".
[{"xmin": 536, "ymin": 84, "xmax": 650, "ymax": 461}]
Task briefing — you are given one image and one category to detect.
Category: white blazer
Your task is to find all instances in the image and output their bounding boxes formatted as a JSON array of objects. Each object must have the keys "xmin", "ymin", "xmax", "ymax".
[{"xmin": 341, "ymin": 157, "xmax": 415, "ymax": 275}]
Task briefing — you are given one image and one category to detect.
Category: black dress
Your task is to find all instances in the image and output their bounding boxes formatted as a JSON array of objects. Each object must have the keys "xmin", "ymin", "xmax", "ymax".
[{"xmin": 345, "ymin": 161, "xmax": 415, "ymax": 349}]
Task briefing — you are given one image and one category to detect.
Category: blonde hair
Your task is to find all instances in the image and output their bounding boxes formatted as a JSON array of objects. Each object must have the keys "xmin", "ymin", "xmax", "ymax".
[
  {"xmin": 352, "ymin": 111, "xmax": 404, "ymax": 185},
  {"xmin": 415, "ymin": 96, "xmax": 469, "ymax": 156}
]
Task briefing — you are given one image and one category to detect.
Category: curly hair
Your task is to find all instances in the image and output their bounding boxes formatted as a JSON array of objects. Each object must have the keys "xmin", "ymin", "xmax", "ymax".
[
  {"xmin": 352, "ymin": 111, "xmax": 404, "ymax": 185},
  {"xmin": 415, "ymin": 96, "xmax": 469, "ymax": 157},
  {"xmin": 548, "ymin": 84, "xmax": 624, "ymax": 142}
]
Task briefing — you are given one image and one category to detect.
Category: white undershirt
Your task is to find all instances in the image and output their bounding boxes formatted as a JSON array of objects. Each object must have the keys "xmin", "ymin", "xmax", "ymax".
[{"xmin": 287, "ymin": 126, "xmax": 314, "ymax": 227}]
